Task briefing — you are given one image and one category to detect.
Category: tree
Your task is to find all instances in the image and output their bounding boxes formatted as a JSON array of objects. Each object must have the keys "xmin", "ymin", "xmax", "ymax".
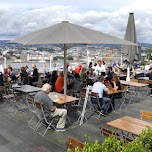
[{"xmin": 145, "ymin": 49, "xmax": 152, "ymax": 60}]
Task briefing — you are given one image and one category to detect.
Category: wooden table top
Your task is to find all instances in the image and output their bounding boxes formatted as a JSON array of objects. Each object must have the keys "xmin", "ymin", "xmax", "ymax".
[
  {"xmin": 107, "ymin": 116, "xmax": 152, "ymax": 136},
  {"xmin": 107, "ymin": 89, "xmax": 122, "ymax": 95},
  {"xmin": 14, "ymin": 85, "xmax": 41, "ymax": 93},
  {"xmin": 48, "ymin": 92, "xmax": 79, "ymax": 104},
  {"xmin": 120, "ymin": 80, "xmax": 149, "ymax": 87}
]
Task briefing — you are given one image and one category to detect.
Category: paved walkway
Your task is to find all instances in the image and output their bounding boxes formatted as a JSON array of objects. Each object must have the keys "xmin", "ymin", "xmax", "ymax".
[{"xmin": 0, "ymin": 96, "xmax": 151, "ymax": 152}]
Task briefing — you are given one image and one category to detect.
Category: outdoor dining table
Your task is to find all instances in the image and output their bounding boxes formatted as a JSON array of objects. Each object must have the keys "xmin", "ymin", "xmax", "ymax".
[
  {"xmin": 107, "ymin": 116, "xmax": 152, "ymax": 137},
  {"xmin": 104, "ymin": 88, "xmax": 125, "ymax": 112},
  {"xmin": 13, "ymin": 84, "xmax": 41, "ymax": 93},
  {"xmin": 48, "ymin": 92, "xmax": 79, "ymax": 104},
  {"xmin": 120, "ymin": 80, "xmax": 149, "ymax": 87},
  {"xmin": 48, "ymin": 92, "xmax": 79, "ymax": 124},
  {"xmin": 118, "ymin": 74, "xmax": 127, "ymax": 80},
  {"xmin": 120, "ymin": 80, "xmax": 149, "ymax": 98},
  {"xmin": 13, "ymin": 84, "xmax": 41, "ymax": 105}
]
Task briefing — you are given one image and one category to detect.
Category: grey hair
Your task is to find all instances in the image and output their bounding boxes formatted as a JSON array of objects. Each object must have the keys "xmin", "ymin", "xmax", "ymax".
[
  {"xmin": 41, "ymin": 83, "xmax": 51, "ymax": 92},
  {"xmin": 32, "ymin": 64, "xmax": 36, "ymax": 68}
]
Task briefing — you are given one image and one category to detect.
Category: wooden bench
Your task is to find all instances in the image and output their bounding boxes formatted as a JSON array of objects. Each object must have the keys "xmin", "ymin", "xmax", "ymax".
[
  {"xmin": 100, "ymin": 127, "xmax": 133, "ymax": 143},
  {"xmin": 66, "ymin": 136, "xmax": 84, "ymax": 151},
  {"xmin": 140, "ymin": 110, "xmax": 152, "ymax": 121},
  {"xmin": 100, "ymin": 127, "xmax": 120, "ymax": 139}
]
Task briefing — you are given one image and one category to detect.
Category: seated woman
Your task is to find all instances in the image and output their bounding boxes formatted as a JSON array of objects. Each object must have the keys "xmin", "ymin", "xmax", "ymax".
[
  {"xmin": 110, "ymin": 74, "xmax": 122, "ymax": 109},
  {"xmin": 48, "ymin": 70, "xmax": 58, "ymax": 91},
  {"xmin": 68, "ymin": 73, "xmax": 82, "ymax": 96},
  {"xmin": 17, "ymin": 67, "xmax": 28, "ymax": 84},
  {"xmin": 54, "ymin": 71, "xmax": 64, "ymax": 93},
  {"xmin": 79, "ymin": 67, "xmax": 88, "ymax": 83}
]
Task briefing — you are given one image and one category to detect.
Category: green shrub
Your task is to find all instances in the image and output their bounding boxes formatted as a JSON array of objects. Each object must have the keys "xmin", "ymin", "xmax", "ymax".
[
  {"xmin": 81, "ymin": 134, "xmax": 102, "ymax": 152},
  {"xmin": 102, "ymin": 135, "xmax": 123, "ymax": 152},
  {"xmin": 139, "ymin": 126, "xmax": 152, "ymax": 151},
  {"xmin": 68, "ymin": 127, "xmax": 152, "ymax": 152},
  {"xmin": 122, "ymin": 138, "xmax": 150, "ymax": 152}
]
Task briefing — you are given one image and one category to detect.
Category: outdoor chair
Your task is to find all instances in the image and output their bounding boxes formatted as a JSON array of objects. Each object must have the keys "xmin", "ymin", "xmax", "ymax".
[
  {"xmin": 21, "ymin": 76, "xmax": 29, "ymax": 85},
  {"xmin": 86, "ymin": 78, "xmax": 93, "ymax": 86},
  {"xmin": 88, "ymin": 92, "xmax": 104, "ymax": 119},
  {"xmin": 100, "ymin": 127, "xmax": 120, "ymax": 140},
  {"xmin": 71, "ymin": 83, "xmax": 87, "ymax": 106},
  {"xmin": 34, "ymin": 102, "xmax": 55, "ymax": 137},
  {"xmin": 26, "ymin": 98, "xmax": 41, "ymax": 131},
  {"xmin": 2, "ymin": 87, "xmax": 17, "ymax": 109},
  {"xmin": 138, "ymin": 79, "xmax": 150, "ymax": 96},
  {"xmin": 4, "ymin": 88, "xmax": 27, "ymax": 116},
  {"xmin": 119, "ymin": 86, "xmax": 129, "ymax": 110},
  {"xmin": 77, "ymin": 89, "xmax": 86, "ymax": 106},
  {"xmin": 124, "ymin": 136, "xmax": 134, "ymax": 143},
  {"xmin": 66, "ymin": 136, "xmax": 84, "ymax": 152},
  {"xmin": 68, "ymin": 80, "xmax": 82, "ymax": 98},
  {"xmin": 90, "ymin": 92, "xmax": 102, "ymax": 111},
  {"xmin": 140, "ymin": 110, "xmax": 152, "ymax": 121},
  {"xmin": 100, "ymin": 127, "xmax": 133, "ymax": 143}
]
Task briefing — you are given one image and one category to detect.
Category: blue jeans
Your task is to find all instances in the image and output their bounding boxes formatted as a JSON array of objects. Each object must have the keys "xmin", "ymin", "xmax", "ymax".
[{"xmin": 100, "ymin": 97, "xmax": 110, "ymax": 113}]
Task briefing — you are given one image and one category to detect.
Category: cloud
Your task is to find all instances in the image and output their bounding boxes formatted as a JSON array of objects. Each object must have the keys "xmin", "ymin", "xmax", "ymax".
[{"xmin": 0, "ymin": 0, "xmax": 151, "ymax": 43}]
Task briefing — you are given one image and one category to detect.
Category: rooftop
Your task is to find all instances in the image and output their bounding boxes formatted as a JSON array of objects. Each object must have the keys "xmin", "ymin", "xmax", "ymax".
[{"xmin": 0, "ymin": 95, "xmax": 152, "ymax": 152}]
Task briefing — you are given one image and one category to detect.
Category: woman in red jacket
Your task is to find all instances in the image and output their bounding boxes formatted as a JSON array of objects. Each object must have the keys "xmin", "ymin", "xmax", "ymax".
[{"xmin": 55, "ymin": 71, "xmax": 64, "ymax": 93}]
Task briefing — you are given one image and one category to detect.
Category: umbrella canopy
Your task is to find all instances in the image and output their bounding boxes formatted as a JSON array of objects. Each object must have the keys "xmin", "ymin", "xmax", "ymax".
[
  {"xmin": 121, "ymin": 13, "xmax": 140, "ymax": 66},
  {"xmin": 10, "ymin": 21, "xmax": 137, "ymax": 46},
  {"xmin": 9, "ymin": 21, "xmax": 137, "ymax": 94}
]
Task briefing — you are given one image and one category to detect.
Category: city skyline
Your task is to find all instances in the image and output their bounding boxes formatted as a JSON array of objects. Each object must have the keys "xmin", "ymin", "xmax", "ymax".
[{"xmin": 0, "ymin": 0, "xmax": 152, "ymax": 43}]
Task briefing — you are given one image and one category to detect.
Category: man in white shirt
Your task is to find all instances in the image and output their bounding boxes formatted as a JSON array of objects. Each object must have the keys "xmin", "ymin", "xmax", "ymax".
[
  {"xmin": 95, "ymin": 60, "xmax": 106, "ymax": 76},
  {"xmin": 145, "ymin": 62, "xmax": 150, "ymax": 71},
  {"xmin": 51, "ymin": 63, "xmax": 58, "ymax": 72},
  {"xmin": 38, "ymin": 64, "xmax": 46, "ymax": 78},
  {"xmin": 92, "ymin": 76, "xmax": 110, "ymax": 115}
]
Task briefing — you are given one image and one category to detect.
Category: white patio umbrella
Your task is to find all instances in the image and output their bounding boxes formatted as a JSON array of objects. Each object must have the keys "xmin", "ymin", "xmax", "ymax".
[
  {"xmin": 121, "ymin": 13, "xmax": 139, "ymax": 81},
  {"xmin": 9, "ymin": 21, "xmax": 137, "ymax": 94}
]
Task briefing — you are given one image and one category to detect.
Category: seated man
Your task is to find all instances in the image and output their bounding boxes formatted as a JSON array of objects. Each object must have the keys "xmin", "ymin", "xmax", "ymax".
[
  {"xmin": 7, "ymin": 66, "xmax": 18, "ymax": 83},
  {"xmin": 105, "ymin": 66, "xmax": 114, "ymax": 82},
  {"xmin": 34, "ymin": 83, "xmax": 67, "ymax": 131},
  {"xmin": 92, "ymin": 76, "xmax": 110, "ymax": 115}
]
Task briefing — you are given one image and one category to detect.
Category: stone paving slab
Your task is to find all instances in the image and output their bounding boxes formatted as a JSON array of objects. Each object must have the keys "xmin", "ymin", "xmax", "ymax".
[{"xmin": 0, "ymin": 96, "xmax": 151, "ymax": 152}]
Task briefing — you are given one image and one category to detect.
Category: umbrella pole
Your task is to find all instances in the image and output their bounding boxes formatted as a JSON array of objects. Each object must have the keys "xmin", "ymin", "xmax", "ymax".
[
  {"xmin": 4, "ymin": 57, "xmax": 6, "ymax": 69},
  {"xmin": 120, "ymin": 54, "xmax": 123, "ymax": 66},
  {"xmin": 126, "ymin": 66, "xmax": 130, "ymax": 81},
  {"xmin": 63, "ymin": 44, "xmax": 67, "ymax": 95},
  {"xmin": 50, "ymin": 55, "xmax": 52, "ymax": 71}
]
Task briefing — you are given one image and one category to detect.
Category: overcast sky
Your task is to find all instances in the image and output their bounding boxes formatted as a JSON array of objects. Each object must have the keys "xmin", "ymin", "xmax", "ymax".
[{"xmin": 0, "ymin": 0, "xmax": 152, "ymax": 43}]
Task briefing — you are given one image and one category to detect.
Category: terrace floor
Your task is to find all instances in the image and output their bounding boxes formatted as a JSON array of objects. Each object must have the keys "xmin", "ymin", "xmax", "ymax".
[{"xmin": 0, "ymin": 95, "xmax": 152, "ymax": 152}]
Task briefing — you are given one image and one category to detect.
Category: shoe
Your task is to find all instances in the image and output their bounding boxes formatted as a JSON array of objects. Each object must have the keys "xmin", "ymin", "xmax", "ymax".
[
  {"xmin": 55, "ymin": 128, "xmax": 67, "ymax": 132},
  {"xmin": 150, "ymin": 94, "xmax": 152, "ymax": 97},
  {"xmin": 100, "ymin": 111, "xmax": 105, "ymax": 116}
]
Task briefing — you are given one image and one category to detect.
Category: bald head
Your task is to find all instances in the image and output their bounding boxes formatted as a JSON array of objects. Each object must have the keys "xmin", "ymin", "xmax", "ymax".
[{"xmin": 41, "ymin": 83, "xmax": 52, "ymax": 94}]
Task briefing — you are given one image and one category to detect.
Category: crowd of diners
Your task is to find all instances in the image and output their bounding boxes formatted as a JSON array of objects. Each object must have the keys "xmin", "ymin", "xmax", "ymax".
[
  {"xmin": 0, "ymin": 60, "xmax": 152, "ymax": 130},
  {"xmin": 0, "ymin": 60, "xmax": 152, "ymax": 97}
]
